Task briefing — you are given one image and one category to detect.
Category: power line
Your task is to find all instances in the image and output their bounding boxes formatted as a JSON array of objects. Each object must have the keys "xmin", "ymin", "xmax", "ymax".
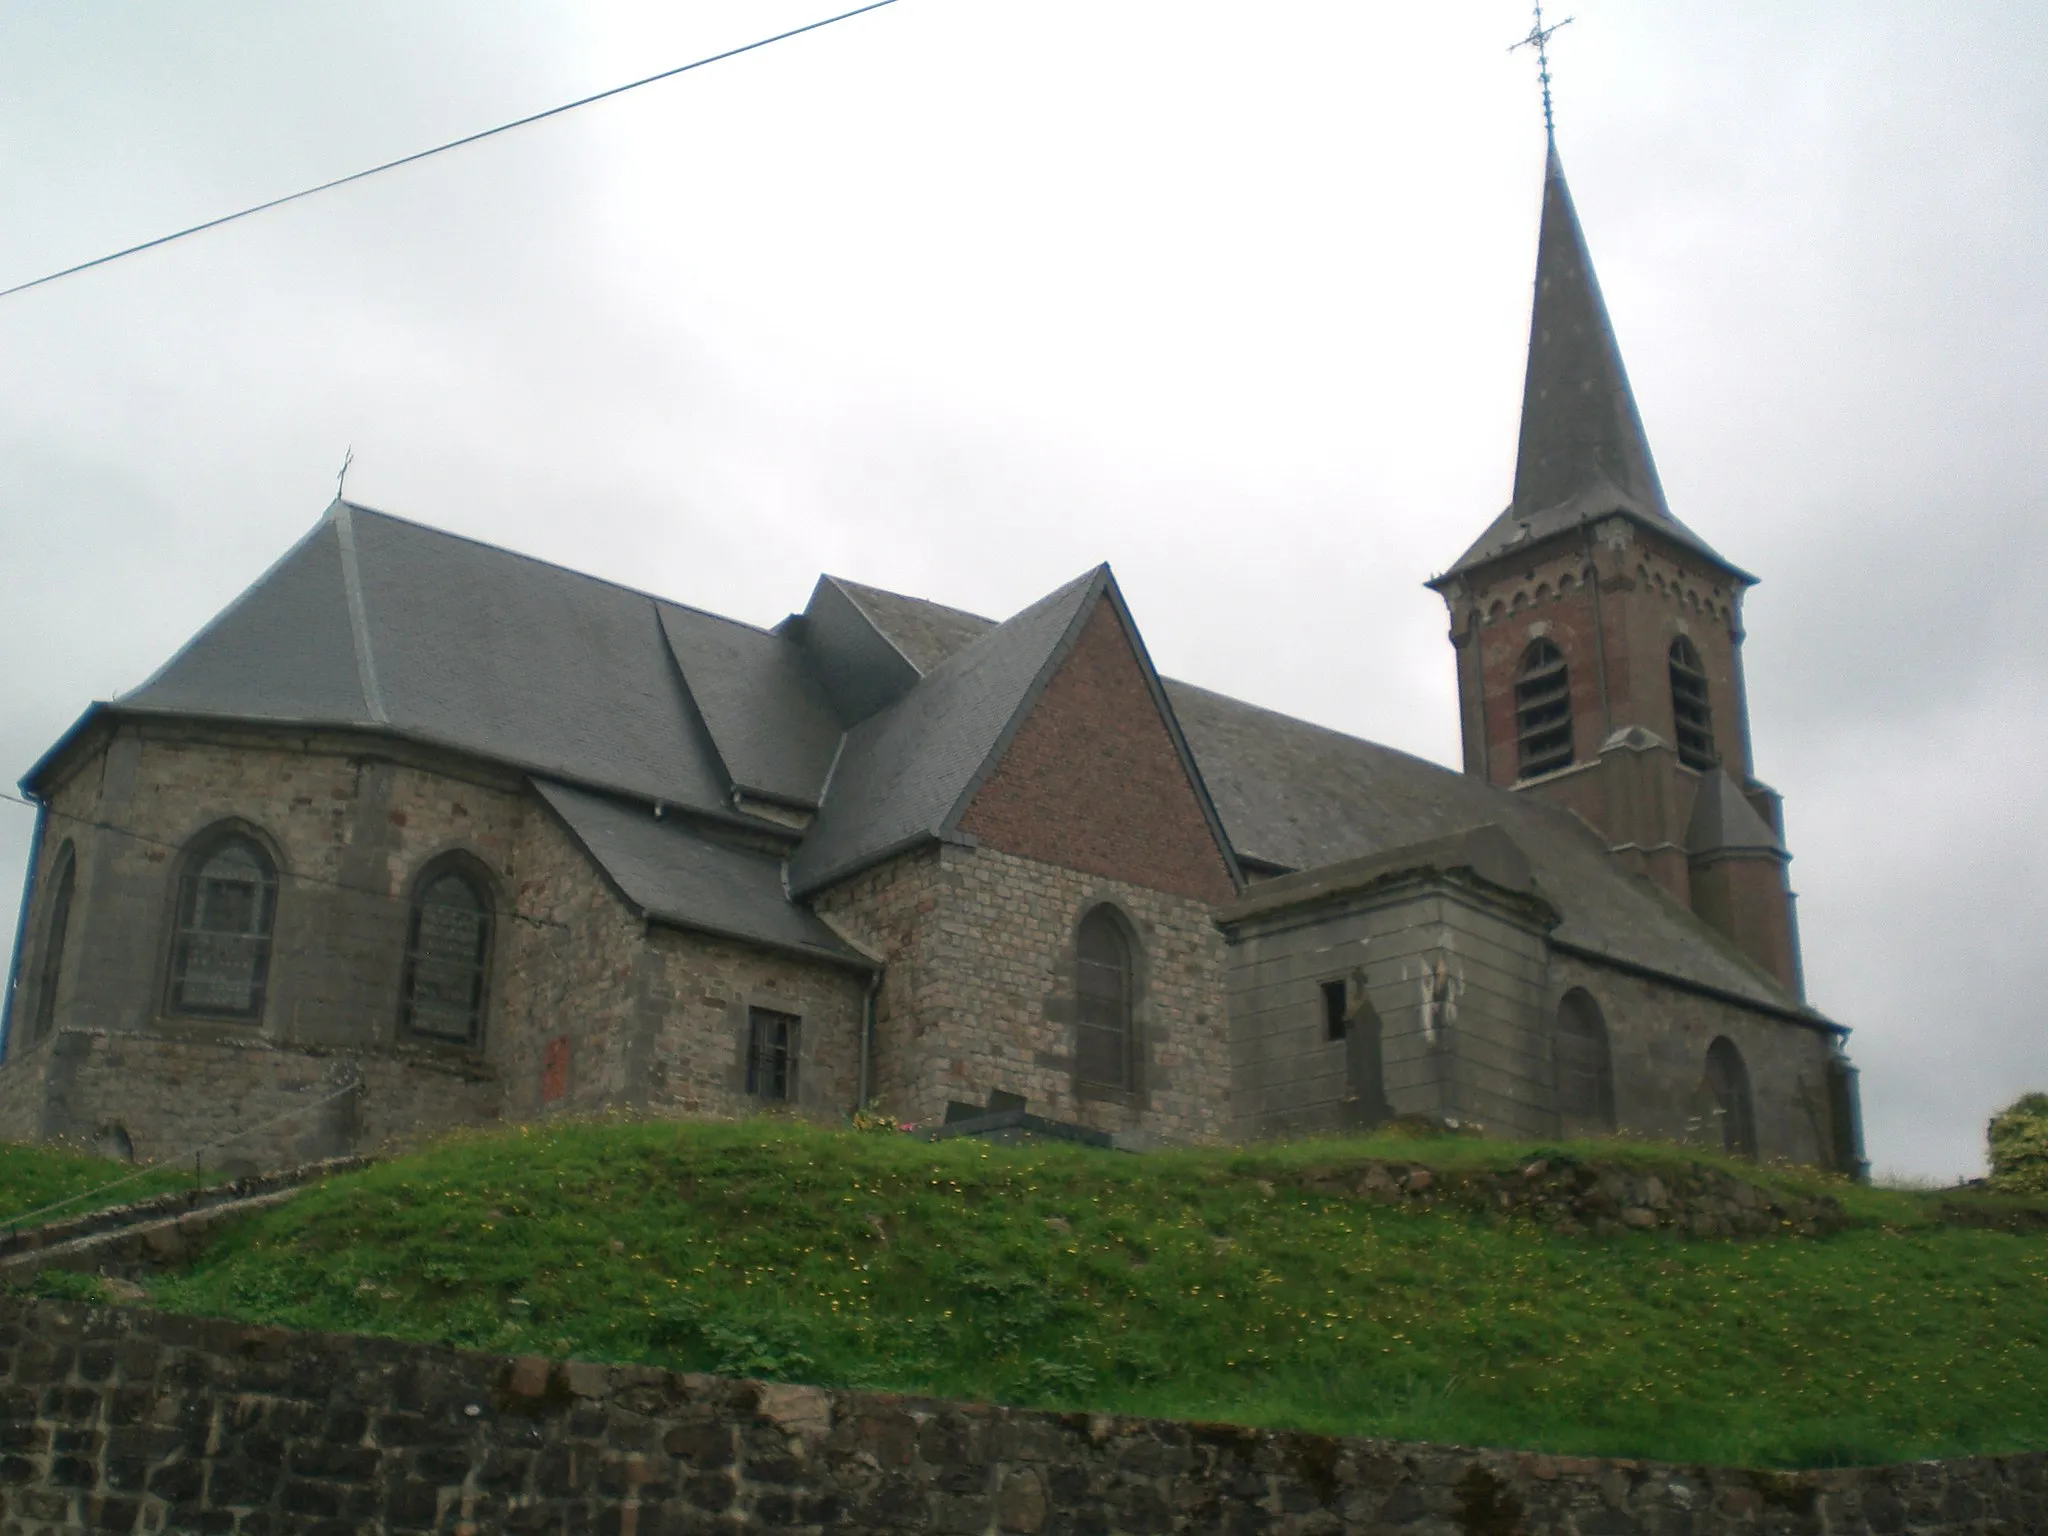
[
  {"xmin": 0, "ymin": 0, "xmax": 902, "ymax": 303},
  {"xmin": 0, "ymin": 789, "xmax": 568, "ymax": 932}
]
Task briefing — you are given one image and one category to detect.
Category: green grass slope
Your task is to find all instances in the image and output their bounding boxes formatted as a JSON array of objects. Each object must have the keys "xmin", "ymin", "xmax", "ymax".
[
  {"xmin": 60, "ymin": 1121, "xmax": 2048, "ymax": 1469},
  {"xmin": 0, "ymin": 1142, "xmax": 230, "ymax": 1228}
]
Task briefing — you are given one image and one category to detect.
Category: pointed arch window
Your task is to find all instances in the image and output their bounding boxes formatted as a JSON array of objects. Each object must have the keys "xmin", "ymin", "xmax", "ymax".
[
  {"xmin": 167, "ymin": 833, "xmax": 278, "ymax": 1019},
  {"xmin": 401, "ymin": 861, "xmax": 494, "ymax": 1046},
  {"xmin": 1514, "ymin": 640, "xmax": 1574, "ymax": 779},
  {"xmin": 1554, "ymin": 989, "xmax": 1615, "ymax": 1132},
  {"xmin": 1075, "ymin": 906, "xmax": 1136, "ymax": 1092},
  {"xmin": 1669, "ymin": 637, "xmax": 1716, "ymax": 769},
  {"xmin": 1704, "ymin": 1036, "xmax": 1756, "ymax": 1157},
  {"xmin": 29, "ymin": 841, "xmax": 77, "ymax": 1046}
]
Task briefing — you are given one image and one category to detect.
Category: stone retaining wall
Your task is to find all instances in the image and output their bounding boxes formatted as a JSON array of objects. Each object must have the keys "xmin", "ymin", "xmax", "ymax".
[
  {"xmin": 1282, "ymin": 1153, "xmax": 1849, "ymax": 1240},
  {"xmin": 0, "ymin": 1298, "xmax": 2039, "ymax": 1534}
]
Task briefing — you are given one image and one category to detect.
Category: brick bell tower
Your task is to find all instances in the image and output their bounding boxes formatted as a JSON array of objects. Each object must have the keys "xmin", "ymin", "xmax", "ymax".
[{"xmin": 1426, "ymin": 144, "xmax": 1803, "ymax": 997}]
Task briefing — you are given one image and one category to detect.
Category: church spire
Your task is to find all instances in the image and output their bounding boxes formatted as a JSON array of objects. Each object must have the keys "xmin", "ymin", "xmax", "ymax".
[{"xmin": 1511, "ymin": 144, "xmax": 1670, "ymax": 526}]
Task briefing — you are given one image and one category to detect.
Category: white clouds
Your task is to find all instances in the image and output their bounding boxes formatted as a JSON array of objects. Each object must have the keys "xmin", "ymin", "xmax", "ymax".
[{"xmin": 0, "ymin": 0, "xmax": 2041, "ymax": 1177}]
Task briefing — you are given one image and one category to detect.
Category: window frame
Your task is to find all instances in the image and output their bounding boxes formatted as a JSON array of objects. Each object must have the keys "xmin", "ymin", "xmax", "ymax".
[
  {"xmin": 1321, "ymin": 978, "xmax": 1349, "ymax": 1043},
  {"xmin": 398, "ymin": 855, "xmax": 496, "ymax": 1049},
  {"xmin": 746, "ymin": 1006, "xmax": 801, "ymax": 1102},
  {"xmin": 163, "ymin": 826, "xmax": 281, "ymax": 1024},
  {"xmin": 1513, "ymin": 639, "xmax": 1575, "ymax": 779},
  {"xmin": 1553, "ymin": 988, "xmax": 1616, "ymax": 1132},
  {"xmin": 1668, "ymin": 636, "xmax": 1717, "ymax": 770},
  {"xmin": 1074, "ymin": 904, "xmax": 1140, "ymax": 1097},
  {"xmin": 1704, "ymin": 1036, "xmax": 1757, "ymax": 1157}
]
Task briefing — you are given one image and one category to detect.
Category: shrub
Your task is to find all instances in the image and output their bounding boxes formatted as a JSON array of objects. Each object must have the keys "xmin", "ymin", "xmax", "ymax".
[{"xmin": 1986, "ymin": 1093, "xmax": 2048, "ymax": 1195}]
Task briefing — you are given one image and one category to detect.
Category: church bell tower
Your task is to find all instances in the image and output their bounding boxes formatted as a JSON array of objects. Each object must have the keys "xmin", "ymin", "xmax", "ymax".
[{"xmin": 1426, "ymin": 145, "xmax": 1804, "ymax": 997}]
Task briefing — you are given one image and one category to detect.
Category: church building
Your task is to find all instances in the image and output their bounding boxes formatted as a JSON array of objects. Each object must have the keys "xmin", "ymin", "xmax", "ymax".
[{"xmin": 0, "ymin": 148, "xmax": 1865, "ymax": 1176}]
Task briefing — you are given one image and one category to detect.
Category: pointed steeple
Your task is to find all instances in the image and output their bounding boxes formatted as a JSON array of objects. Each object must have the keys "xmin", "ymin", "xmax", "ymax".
[
  {"xmin": 1436, "ymin": 146, "xmax": 1741, "ymax": 582},
  {"xmin": 1512, "ymin": 144, "xmax": 1668, "ymax": 525}
]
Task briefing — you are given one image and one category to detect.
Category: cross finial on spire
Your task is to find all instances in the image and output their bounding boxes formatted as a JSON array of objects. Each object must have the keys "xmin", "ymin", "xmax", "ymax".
[
  {"xmin": 336, "ymin": 445, "xmax": 354, "ymax": 500},
  {"xmin": 1510, "ymin": 1, "xmax": 1573, "ymax": 145}
]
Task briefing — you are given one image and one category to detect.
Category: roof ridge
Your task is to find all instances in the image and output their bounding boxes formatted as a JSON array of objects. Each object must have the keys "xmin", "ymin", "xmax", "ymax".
[
  {"xmin": 331, "ymin": 502, "xmax": 389, "ymax": 725},
  {"xmin": 339, "ymin": 499, "xmax": 782, "ymax": 622},
  {"xmin": 826, "ymin": 575, "xmax": 997, "ymax": 629},
  {"xmin": 115, "ymin": 509, "xmax": 362, "ymax": 712}
]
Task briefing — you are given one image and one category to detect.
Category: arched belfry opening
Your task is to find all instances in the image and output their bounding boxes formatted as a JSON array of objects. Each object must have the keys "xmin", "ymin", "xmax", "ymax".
[
  {"xmin": 1669, "ymin": 636, "xmax": 1716, "ymax": 769},
  {"xmin": 1513, "ymin": 640, "xmax": 1574, "ymax": 779}
]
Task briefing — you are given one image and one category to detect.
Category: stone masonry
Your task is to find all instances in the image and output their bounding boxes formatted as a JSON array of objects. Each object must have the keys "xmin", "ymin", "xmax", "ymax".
[
  {"xmin": 3, "ymin": 721, "xmax": 866, "ymax": 1166},
  {"xmin": 0, "ymin": 1297, "xmax": 2037, "ymax": 1534},
  {"xmin": 817, "ymin": 844, "xmax": 1230, "ymax": 1142}
]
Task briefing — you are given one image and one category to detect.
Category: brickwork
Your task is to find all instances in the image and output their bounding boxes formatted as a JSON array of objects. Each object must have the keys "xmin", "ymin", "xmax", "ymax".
[
  {"xmin": 957, "ymin": 601, "xmax": 1235, "ymax": 906},
  {"xmin": 0, "ymin": 1298, "xmax": 2037, "ymax": 1534},
  {"xmin": 817, "ymin": 845, "xmax": 1230, "ymax": 1141},
  {"xmin": 1549, "ymin": 951, "xmax": 1845, "ymax": 1168}
]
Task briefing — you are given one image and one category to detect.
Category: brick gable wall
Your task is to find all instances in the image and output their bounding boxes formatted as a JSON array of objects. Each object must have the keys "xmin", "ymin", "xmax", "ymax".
[{"xmin": 958, "ymin": 601, "xmax": 1234, "ymax": 905}]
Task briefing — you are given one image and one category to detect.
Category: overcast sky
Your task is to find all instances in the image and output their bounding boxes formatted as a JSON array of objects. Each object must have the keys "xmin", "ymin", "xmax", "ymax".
[{"xmin": 1, "ymin": 2, "xmax": 2041, "ymax": 1182}]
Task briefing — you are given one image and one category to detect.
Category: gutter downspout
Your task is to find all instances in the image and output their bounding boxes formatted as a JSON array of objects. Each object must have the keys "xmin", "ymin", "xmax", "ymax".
[
  {"xmin": 0, "ymin": 797, "xmax": 48, "ymax": 1062},
  {"xmin": 857, "ymin": 968, "xmax": 882, "ymax": 1111}
]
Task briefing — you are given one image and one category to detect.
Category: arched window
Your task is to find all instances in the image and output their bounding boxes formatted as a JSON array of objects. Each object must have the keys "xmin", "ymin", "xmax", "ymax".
[
  {"xmin": 1704, "ymin": 1036, "xmax": 1756, "ymax": 1156},
  {"xmin": 29, "ymin": 842, "xmax": 77, "ymax": 1046},
  {"xmin": 401, "ymin": 861, "xmax": 493, "ymax": 1045},
  {"xmin": 1075, "ymin": 906, "xmax": 1136, "ymax": 1092},
  {"xmin": 1669, "ymin": 637, "xmax": 1716, "ymax": 769},
  {"xmin": 1514, "ymin": 640, "xmax": 1574, "ymax": 779},
  {"xmin": 1554, "ymin": 989, "xmax": 1615, "ymax": 1132},
  {"xmin": 167, "ymin": 833, "xmax": 278, "ymax": 1019}
]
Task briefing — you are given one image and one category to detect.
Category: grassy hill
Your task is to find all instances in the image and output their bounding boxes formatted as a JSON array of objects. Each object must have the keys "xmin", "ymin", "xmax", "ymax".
[{"xmin": 13, "ymin": 1120, "xmax": 2048, "ymax": 1470}]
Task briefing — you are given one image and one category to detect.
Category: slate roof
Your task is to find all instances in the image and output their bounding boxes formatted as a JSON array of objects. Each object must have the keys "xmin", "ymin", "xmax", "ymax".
[
  {"xmin": 533, "ymin": 780, "xmax": 867, "ymax": 967},
  {"xmin": 60, "ymin": 495, "xmax": 1814, "ymax": 1021},
  {"xmin": 656, "ymin": 602, "xmax": 842, "ymax": 809},
  {"xmin": 841, "ymin": 582, "xmax": 1814, "ymax": 1020},
  {"xmin": 1435, "ymin": 147, "xmax": 1743, "ymax": 585},
  {"xmin": 120, "ymin": 503, "xmax": 733, "ymax": 818},
  {"xmin": 1687, "ymin": 768, "xmax": 1785, "ymax": 857}
]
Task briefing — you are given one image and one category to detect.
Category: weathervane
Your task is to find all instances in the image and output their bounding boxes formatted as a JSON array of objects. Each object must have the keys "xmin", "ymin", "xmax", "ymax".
[{"xmin": 1510, "ymin": 1, "xmax": 1573, "ymax": 144}]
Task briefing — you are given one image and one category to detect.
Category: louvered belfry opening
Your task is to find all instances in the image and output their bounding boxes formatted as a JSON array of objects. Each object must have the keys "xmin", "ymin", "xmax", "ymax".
[
  {"xmin": 1668, "ymin": 637, "xmax": 1716, "ymax": 770},
  {"xmin": 1075, "ymin": 906, "xmax": 1136, "ymax": 1092},
  {"xmin": 1514, "ymin": 640, "xmax": 1574, "ymax": 779}
]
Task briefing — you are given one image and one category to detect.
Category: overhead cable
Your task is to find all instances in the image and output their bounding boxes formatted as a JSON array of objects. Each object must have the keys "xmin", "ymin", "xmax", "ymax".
[{"xmin": 0, "ymin": 0, "xmax": 902, "ymax": 302}]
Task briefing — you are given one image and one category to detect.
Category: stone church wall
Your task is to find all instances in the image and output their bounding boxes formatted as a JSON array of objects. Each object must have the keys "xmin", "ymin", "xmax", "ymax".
[
  {"xmin": 1548, "ymin": 951, "xmax": 1841, "ymax": 1166},
  {"xmin": 499, "ymin": 804, "xmax": 865, "ymax": 1125},
  {"xmin": 815, "ymin": 844, "xmax": 1230, "ymax": 1142},
  {"xmin": 1225, "ymin": 881, "xmax": 1554, "ymax": 1141},
  {"xmin": 2, "ymin": 724, "xmax": 867, "ymax": 1166}
]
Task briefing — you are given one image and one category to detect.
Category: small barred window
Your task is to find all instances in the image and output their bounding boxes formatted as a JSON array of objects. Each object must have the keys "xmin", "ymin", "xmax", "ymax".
[
  {"xmin": 1514, "ymin": 640, "xmax": 1574, "ymax": 779},
  {"xmin": 167, "ymin": 834, "xmax": 278, "ymax": 1019},
  {"xmin": 747, "ymin": 1007, "xmax": 800, "ymax": 1101},
  {"xmin": 1669, "ymin": 637, "xmax": 1716, "ymax": 769},
  {"xmin": 401, "ymin": 864, "xmax": 493, "ymax": 1045}
]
